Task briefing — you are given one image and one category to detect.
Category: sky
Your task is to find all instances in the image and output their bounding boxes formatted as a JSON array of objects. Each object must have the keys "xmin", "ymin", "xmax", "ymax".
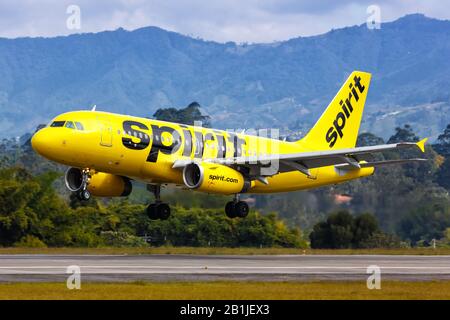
[{"xmin": 0, "ymin": 0, "xmax": 449, "ymax": 43}]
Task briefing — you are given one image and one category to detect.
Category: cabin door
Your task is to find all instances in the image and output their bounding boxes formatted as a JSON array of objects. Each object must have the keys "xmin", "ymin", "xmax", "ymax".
[{"xmin": 100, "ymin": 120, "xmax": 113, "ymax": 147}]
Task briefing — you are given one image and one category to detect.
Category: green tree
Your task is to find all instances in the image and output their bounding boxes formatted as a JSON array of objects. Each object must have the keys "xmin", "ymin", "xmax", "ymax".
[
  {"xmin": 310, "ymin": 211, "xmax": 354, "ymax": 249},
  {"xmin": 398, "ymin": 200, "xmax": 450, "ymax": 245},
  {"xmin": 309, "ymin": 221, "xmax": 331, "ymax": 249},
  {"xmin": 356, "ymin": 132, "xmax": 385, "ymax": 147},
  {"xmin": 387, "ymin": 124, "xmax": 419, "ymax": 143},
  {"xmin": 436, "ymin": 157, "xmax": 450, "ymax": 190},
  {"xmin": 0, "ymin": 168, "xmax": 42, "ymax": 245},
  {"xmin": 434, "ymin": 123, "xmax": 450, "ymax": 190},
  {"xmin": 309, "ymin": 211, "xmax": 385, "ymax": 249},
  {"xmin": 434, "ymin": 124, "xmax": 450, "ymax": 156},
  {"xmin": 153, "ymin": 102, "xmax": 211, "ymax": 127},
  {"xmin": 352, "ymin": 213, "xmax": 379, "ymax": 246}
]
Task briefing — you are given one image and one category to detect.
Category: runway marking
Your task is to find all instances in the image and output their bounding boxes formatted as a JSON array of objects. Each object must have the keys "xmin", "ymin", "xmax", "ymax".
[
  {"xmin": 1, "ymin": 266, "xmax": 450, "ymax": 269},
  {"xmin": 2, "ymin": 255, "xmax": 449, "ymax": 280}
]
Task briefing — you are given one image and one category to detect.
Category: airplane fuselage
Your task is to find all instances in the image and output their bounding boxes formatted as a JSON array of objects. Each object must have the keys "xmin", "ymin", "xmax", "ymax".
[{"xmin": 31, "ymin": 110, "xmax": 374, "ymax": 194}]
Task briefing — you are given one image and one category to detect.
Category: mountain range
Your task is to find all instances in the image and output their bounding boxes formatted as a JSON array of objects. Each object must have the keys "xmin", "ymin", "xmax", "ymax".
[{"xmin": 0, "ymin": 13, "xmax": 449, "ymax": 140}]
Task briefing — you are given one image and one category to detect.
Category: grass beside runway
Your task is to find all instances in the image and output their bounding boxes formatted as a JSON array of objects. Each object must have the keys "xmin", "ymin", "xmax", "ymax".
[
  {"xmin": 0, "ymin": 281, "xmax": 449, "ymax": 299},
  {"xmin": 0, "ymin": 246, "xmax": 450, "ymax": 255}
]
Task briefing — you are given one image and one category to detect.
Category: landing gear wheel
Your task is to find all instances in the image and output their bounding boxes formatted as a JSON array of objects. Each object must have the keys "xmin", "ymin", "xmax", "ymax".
[
  {"xmin": 146, "ymin": 185, "xmax": 171, "ymax": 220},
  {"xmin": 146, "ymin": 202, "xmax": 171, "ymax": 220},
  {"xmin": 146, "ymin": 203, "xmax": 159, "ymax": 220},
  {"xmin": 235, "ymin": 201, "xmax": 249, "ymax": 218},
  {"xmin": 225, "ymin": 201, "xmax": 237, "ymax": 218},
  {"xmin": 77, "ymin": 189, "xmax": 91, "ymax": 201},
  {"xmin": 157, "ymin": 203, "xmax": 171, "ymax": 220},
  {"xmin": 225, "ymin": 200, "xmax": 249, "ymax": 218}
]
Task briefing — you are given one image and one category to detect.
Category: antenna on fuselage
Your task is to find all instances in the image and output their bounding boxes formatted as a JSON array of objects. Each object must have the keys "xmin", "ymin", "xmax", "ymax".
[{"xmin": 91, "ymin": 104, "xmax": 97, "ymax": 111}]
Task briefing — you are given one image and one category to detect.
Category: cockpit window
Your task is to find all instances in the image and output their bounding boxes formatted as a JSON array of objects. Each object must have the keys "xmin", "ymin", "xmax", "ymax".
[
  {"xmin": 50, "ymin": 121, "xmax": 65, "ymax": 127},
  {"xmin": 65, "ymin": 121, "xmax": 76, "ymax": 129},
  {"xmin": 75, "ymin": 122, "xmax": 84, "ymax": 131}
]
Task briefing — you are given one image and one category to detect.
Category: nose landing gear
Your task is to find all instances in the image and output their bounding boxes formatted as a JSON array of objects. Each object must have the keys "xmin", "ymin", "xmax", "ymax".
[
  {"xmin": 225, "ymin": 194, "xmax": 249, "ymax": 219},
  {"xmin": 75, "ymin": 169, "xmax": 91, "ymax": 201},
  {"xmin": 146, "ymin": 184, "xmax": 171, "ymax": 220},
  {"xmin": 77, "ymin": 188, "xmax": 91, "ymax": 201}
]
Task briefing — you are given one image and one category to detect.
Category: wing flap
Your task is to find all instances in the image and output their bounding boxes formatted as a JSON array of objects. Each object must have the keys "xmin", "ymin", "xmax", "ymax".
[{"xmin": 335, "ymin": 158, "xmax": 427, "ymax": 171}]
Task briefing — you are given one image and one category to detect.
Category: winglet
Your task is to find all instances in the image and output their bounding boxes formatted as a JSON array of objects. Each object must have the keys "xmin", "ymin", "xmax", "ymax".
[{"xmin": 416, "ymin": 138, "xmax": 428, "ymax": 153}]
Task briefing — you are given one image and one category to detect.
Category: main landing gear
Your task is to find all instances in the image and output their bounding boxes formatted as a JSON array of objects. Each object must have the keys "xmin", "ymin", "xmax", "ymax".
[
  {"xmin": 144, "ymin": 186, "xmax": 248, "ymax": 221},
  {"xmin": 146, "ymin": 184, "xmax": 171, "ymax": 220},
  {"xmin": 225, "ymin": 194, "xmax": 249, "ymax": 219}
]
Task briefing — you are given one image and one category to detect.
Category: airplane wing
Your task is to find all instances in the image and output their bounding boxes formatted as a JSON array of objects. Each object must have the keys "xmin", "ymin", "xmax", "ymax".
[{"xmin": 186, "ymin": 138, "xmax": 428, "ymax": 178}]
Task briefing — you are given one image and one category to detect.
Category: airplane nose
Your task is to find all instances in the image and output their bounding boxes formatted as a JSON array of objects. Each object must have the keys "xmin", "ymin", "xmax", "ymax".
[{"xmin": 31, "ymin": 129, "xmax": 50, "ymax": 155}]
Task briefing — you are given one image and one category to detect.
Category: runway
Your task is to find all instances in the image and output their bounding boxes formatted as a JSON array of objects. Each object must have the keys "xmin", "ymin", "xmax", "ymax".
[{"xmin": 0, "ymin": 254, "xmax": 449, "ymax": 282}]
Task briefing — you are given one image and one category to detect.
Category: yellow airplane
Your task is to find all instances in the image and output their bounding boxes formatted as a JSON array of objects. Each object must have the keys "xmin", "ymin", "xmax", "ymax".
[{"xmin": 31, "ymin": 71, "xmax": 427, "ymax": 220}]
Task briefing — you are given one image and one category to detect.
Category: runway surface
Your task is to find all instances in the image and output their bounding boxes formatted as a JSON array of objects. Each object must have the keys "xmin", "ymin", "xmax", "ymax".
[{"xmin": 0, "ymin": 254, "xmax": 449, "ymax": 282}]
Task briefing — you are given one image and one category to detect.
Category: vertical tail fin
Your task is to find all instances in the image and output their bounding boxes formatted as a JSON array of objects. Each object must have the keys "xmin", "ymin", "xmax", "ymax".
[{"xmin": 299, "ymin": 71, "xmax": 371, "ymax": 150}]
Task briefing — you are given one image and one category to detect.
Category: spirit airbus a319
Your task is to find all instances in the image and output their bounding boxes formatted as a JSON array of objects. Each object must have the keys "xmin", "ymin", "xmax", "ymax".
[{"xmin": 31, "ymin": 71, "xmax": 427, "ymax": 220}]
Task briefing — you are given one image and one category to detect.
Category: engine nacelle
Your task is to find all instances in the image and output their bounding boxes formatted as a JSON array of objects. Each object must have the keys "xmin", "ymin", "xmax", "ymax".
[
  {"xmin": 65, "ymin": 168, "xmax": 132, "ymax": 197},
  {"xmin": 182, "ymin": 162, "xmax": 251, "ymax": 194},
  {"xmin": 65, "ymin": 167, "xmax": 87, "ymax": 192}
]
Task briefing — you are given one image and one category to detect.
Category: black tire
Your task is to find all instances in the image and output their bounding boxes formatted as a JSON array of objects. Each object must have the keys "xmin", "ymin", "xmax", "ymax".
[
  {"xmin": 157, "ymin": 203, "xmax": 171, "ymax": 220},
  {"xmin": 235, "ymin": 201, "xmax": 249, "ymax": 218},
  {"xmin": 76, "ymin": 189, "xmax": 91, "ymax": 201},
  {"xmin": 146, "ymin": 203, "xmax": 159, "ymax": 220},
  {"xmin": 225, "ymin": 201, "xmax": 237, "ymax": 218},
  {"xmin": 76, "ymin": 192, "xmax": 83, "ymax": 201},
  {"xmin": 82, "ymin": 189, "xmax": 91, "ymax": 201}
]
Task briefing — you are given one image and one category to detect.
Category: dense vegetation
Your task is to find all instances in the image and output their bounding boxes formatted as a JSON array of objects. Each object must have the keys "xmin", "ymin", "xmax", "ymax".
[
  {"xmin": 309, "ymin": 211, "xmax": 401, "ymax": 249},
  {"xmin": 0, "ymin": 167, "xmax": 303, "ymax": 248}
]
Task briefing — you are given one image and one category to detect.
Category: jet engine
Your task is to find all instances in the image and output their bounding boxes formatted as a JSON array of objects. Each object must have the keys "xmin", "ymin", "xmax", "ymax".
[
  {"xmin": 65, "ymin": 168, "xmax": 132, "ymax": 197},
  {"xmin": 182, "ymin": 162, "xmax": 251, "ymax": 194}
]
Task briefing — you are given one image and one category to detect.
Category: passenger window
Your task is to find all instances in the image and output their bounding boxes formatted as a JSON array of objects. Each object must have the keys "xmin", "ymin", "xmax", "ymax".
[
  {"xmin": 50, "ymin": 121, "xmax": 65, "ymax": 127},
  {"xmin": 65, "ymin": 121, "xmax": 75, "ymax": 129},
  {"xmin": 75, "ymin": 122, "xmax": 84, "ymax": 130}
]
